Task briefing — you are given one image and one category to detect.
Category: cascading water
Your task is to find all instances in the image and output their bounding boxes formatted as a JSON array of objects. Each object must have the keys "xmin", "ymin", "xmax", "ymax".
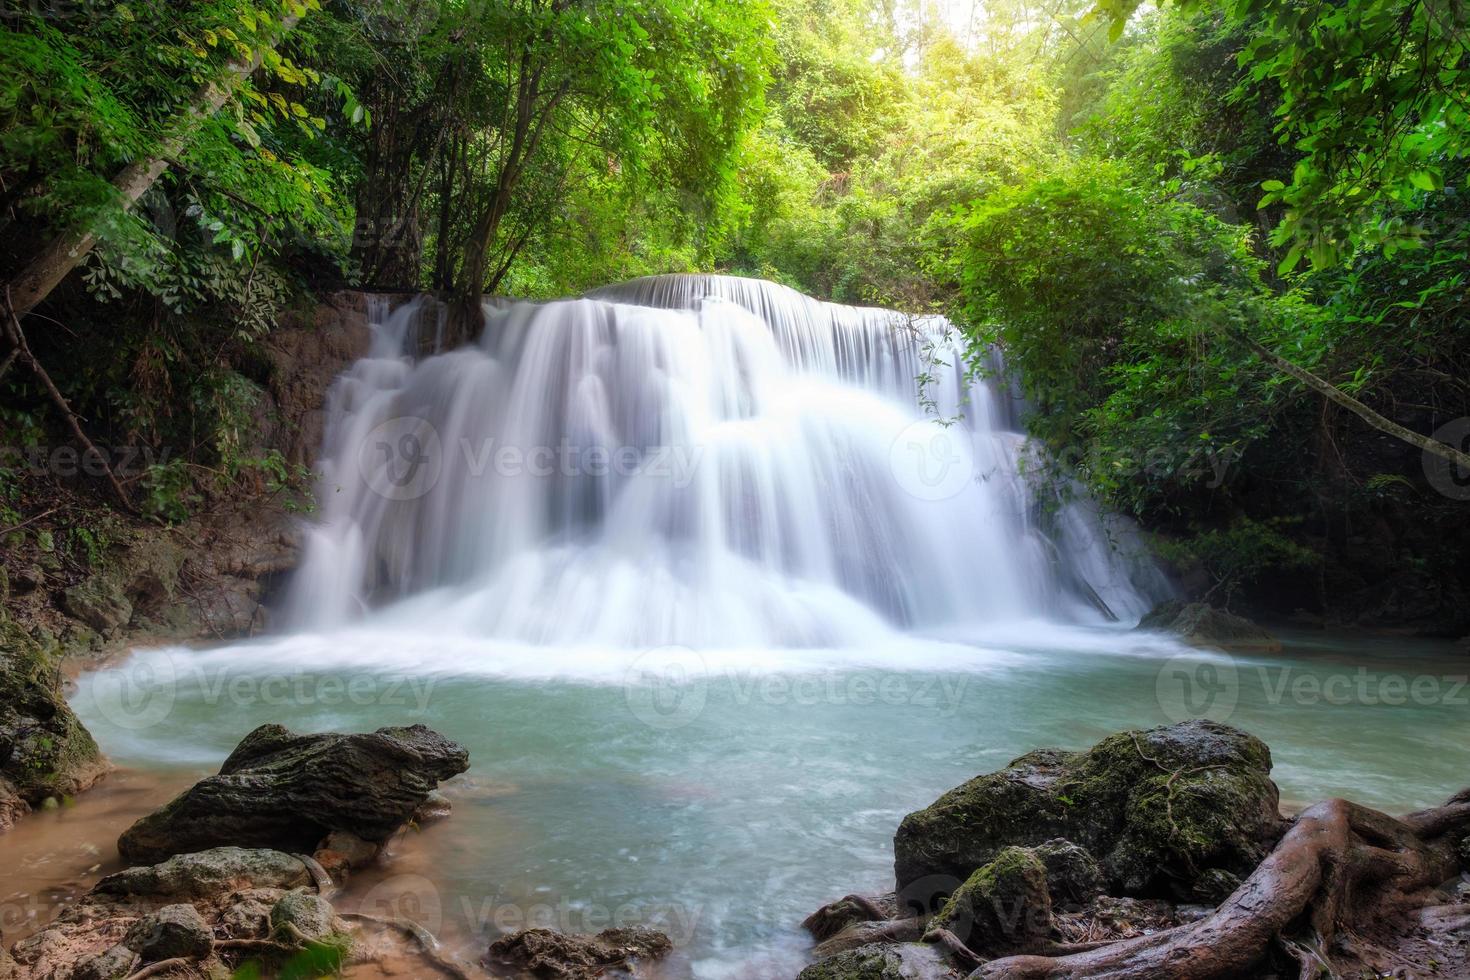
[{"xmin": 284, "ymin": 274, "xmax": 1167, "ymax": 648}]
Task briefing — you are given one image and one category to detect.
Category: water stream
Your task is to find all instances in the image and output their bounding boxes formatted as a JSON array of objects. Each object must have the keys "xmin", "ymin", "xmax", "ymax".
[{"xmin": 15, "ymin": 277, "xmax": 1466, "ymax": 977}]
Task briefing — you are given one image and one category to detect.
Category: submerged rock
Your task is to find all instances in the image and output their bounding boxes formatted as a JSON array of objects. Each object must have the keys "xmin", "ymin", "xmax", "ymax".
[
  {"xmin": 1137, "ymin": 600, "xmax": 1281, "ymax": 652},
  {"xmin": 117, "ymin": 723, "xmax": 469, "ymax": 863},
  {"xmin": 485, "ymin": 927, "xmax": 673, "ymax": 978},
  {"xmin": 0, "ymin": 618, "xmax": 107, "ymax": 831},
  {"xmin": 803, "ymin": 894, "xmax": 897, "ymax": 943},
  {"xmin": 893, "ymin": 720, "xmax": 1284, "ymax": 898}
]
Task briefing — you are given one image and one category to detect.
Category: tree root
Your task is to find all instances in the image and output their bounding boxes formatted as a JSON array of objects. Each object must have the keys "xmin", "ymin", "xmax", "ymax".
[
  {"xmin": 338, "ymin": 910, "xmax": 476, "ymax": 980},
  {"xmin": 293, "ymin": 852, "xmax": 335, "ymax": 895},
  {"xmin": 973, "ymin": 789, "xmax": 1470, "ymax": 979},
  {"xmin": 120, "ymin": 958, "xmax": 191, "ymax": 980}
]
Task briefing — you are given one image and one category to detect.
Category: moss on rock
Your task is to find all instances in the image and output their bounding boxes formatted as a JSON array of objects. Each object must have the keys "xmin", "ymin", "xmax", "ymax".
[
  {"xmin": 929, "ymin": 845, "xmax": 1051, "ymax": 954},
  {"xmin": 893, "ymin": 720, "xmax": 1283, "ymax": 898},
  {"xmin": 0, "ymin": 617, "xmax": 106, "ymax": 829}
]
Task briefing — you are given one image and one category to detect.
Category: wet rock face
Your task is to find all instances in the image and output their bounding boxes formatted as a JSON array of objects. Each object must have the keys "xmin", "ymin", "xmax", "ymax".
[
  {"xmin": 485, "ymin": 927, "xmax": 673, "ymax": 979},
  {"xmin": 1137, "ymin": 600, "xmax": 1281, "ymax": 652},
  {"xmin": 893, "ymin": 720, "xmax": 1284, "ymax": 899},
  {"xmin": 117, "ymin": 723, "xmax": 469, "ymax": 864},
  {"xmin": 0, "ymin": 619, "xmax": 106, "ymax": 830}
]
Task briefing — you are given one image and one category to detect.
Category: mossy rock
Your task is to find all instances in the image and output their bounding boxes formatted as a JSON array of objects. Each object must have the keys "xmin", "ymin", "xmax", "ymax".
[
  {"xmin": 0, "ymin": 618, "xmax": 106, "ymax": 824},
  {"xmin": 796, "ymin": 942, "xmax": 954, "ymax": 980},
  {"xmin": 929, "ymin": 845, "xmax": 1050, "ymax": 955},
  {"xmin": 1137, "ymin": 600, "xmax": 1281, "ymax": 652},
  {"xmin": 1031, "ymin": 839, "xmax": 1103, "ymax": 906},
  {"xmin": 894, "ymin": 720, "xmax": 1283, "ymax": 898}
]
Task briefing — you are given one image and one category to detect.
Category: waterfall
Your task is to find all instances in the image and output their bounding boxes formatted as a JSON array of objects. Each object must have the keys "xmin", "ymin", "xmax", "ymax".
[{"xmin": 283, "ymin": 275, "xmax": 1168, "ymax": 648}]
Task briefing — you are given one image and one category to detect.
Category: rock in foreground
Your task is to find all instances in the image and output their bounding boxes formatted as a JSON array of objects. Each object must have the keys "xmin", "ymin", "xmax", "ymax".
[
  {"xmin": 805, "ymin": 722, "xmax": 1470, "ymax": 980},
  {"xmin": 117, "ymin": 722, "xmax": 468, "ymax": 864},
  {"xmin": 893, "ymin": 720, "xmax": 1283, "ymax": 897},
  {"xmin": 486, "ymin": 927, "xmax": 673, "ymax": 978},
  {"xmin": 8, "ymin": 847, "xmax": 346, "ymax": 980}
]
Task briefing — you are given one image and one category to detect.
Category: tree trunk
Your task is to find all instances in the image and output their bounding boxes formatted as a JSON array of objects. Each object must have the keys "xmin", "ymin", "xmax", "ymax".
[
  {"xmin": 1232, "ymin": 328, "xmax": 1470, "ymax": 471},
  {"xmin": 3, "ymin": 14, "xmax": 302, "ymax": 321}
]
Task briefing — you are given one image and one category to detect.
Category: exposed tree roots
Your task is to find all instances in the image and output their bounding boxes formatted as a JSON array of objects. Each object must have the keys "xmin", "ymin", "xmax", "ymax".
[{"xmin": 975, "ymin": 789, "xmax": 1470, "ymax": 980}]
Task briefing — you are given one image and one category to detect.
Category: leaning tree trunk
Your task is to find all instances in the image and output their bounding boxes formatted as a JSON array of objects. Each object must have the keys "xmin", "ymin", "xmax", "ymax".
[
  {"xmin": 975, "ymin": 788, "xmax": 1470, "ymax": 979},
  {"xmin": 2, "ymin": 13, "xmax": 302, "ymax": 321},
  {"xmin": 1230, "ymin": 328, "xmax": 1470, "ymax": 471}
]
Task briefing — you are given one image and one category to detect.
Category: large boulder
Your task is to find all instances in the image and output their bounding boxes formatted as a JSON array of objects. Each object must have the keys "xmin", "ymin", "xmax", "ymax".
[
  {"xmin": 0, "ymin": 618, "xmax": 107, "ymax": 830},
  {"xmin": 117, "ymin": 723, "xmax": 468, "ymax": 864},
  {"xmin": 1137, "ymin": 600, "xmax": 1281, "ymax": 652},
  {"xmin": 893, "ymin": 721, "xmax": 1284, "ymax": 897}
]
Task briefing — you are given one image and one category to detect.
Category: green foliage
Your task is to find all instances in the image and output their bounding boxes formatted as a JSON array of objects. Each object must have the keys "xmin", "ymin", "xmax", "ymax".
[
  {"xmin": 139, "ymin": 458, "xmax": 199, "ymax": 524},
  {"xmin": 1154, "ymin": 517, "xmax": 1317, "ymax": 607},
  {"xmin": 1092, "ymin": 0, "xmax": 1470, "ymax": 268}
]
